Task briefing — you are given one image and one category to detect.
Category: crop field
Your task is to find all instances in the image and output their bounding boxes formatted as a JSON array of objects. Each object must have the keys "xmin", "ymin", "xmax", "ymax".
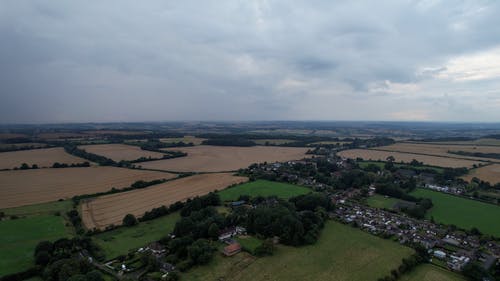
[
  {"xmin": 94, "ymin": 212, "xmax": 180, "ymax": 259},
  {"xmin": 160, "ymin": 136, "xmax": 206, "ymax": 145},
  {"xmin": 79, "ymin": 143, "xmax": 165, "ymax": 161},
  {"xmin": 140, "ymin": 145, "xmax": 310, "ymax": 172},
  {"xmin": 400, "ymin": 264, "xmax": 465, "ymax": 281},
  {"xmin": 338, "ymin": 149, "xmax": 481, "ymax": 168},
  {"xmin": 81, "ymin": 173, "xmax": 248, "ymax": 229},
  {"xmin": 0, "ymin": 215, "xmax": 71, "ymax": 277},
  {"xmin": 0, "ymin": 147, "xmax": 90, "ymax": 169},
  {"xmin": 184, "ymin": 221, "xmax": 414, "ymax": 281},
  {"xmin": 410, "ymin": 189, "xmax": 500, "ymax": 237},
  {"xmin": 376, "ymin": 143, "xmax": 500, "ymax": 162},
  {"xmin": 462, "ymin": 164, "xmax": 500, "ymax": 184},
  {"xmin": 218, "ymin": 180, "xmax": 311, "ymax": 201},
  {"xmin": 0, "ymin": 167, "xmax": 174, "ymax": 208}
]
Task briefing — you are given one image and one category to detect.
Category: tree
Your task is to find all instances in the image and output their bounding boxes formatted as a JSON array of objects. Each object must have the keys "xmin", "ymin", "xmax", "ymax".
[
  {"xmin": 207, "ymin": 223, "xmax": 220, "ymax": 240},
  {"xmin": 35, "ymin": 250, "xmax": 50, "ymax": 266},
  {"xmin": 85, "ymin": 270, "xmax": 104, "ymax": 281},
  {"xmin": 123, "ymin": 214, "xmax": 138, "ymax": 226},
  {"xmin": 187, "ymin": 239, "xmax": 214, "ymax": 265}
]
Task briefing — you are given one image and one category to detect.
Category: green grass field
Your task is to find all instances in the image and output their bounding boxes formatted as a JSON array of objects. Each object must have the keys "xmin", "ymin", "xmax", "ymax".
[
  {"xmin": 93, "ymin": 212, "xmax": 180, "ymax": 260},
  {"xmin": 1, "ymin": 200, "xmax": 73, "ymax": 218},
  {"xmin": 411, "ymin": 189, "xmax": 500, "ymax": 237},
  {"xmin": 0, "ymin": 215, "xmax": 71, "ymax": 277},
  {"xmin": 218, "ymin": 180, "xmax": 311, "ymax": 202},
  {"xmin": 366, "ymin": 194, "xmax": 399, "ymax": 209},
  {"xmin": 183, "ymin": 221, "xmax": 414, "ymax": 281},
  {"xmin": 235, "ymin": 236, "xmax": 262, "ymax": 254},
  {"xmin": 358, "ymin": 161, "xmax": 444, "ymax": 173},
  {"xmin": 400, "ymin": 264, "xmax": 466, "ymax": 281}
]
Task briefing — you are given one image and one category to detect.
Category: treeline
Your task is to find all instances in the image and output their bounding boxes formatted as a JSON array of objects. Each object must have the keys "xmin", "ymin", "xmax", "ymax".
[
  {"xmin": 377, "ymin": 244, "xmax": 429, "ymax": 281},
  {"xmin": 345, "ymin": 137, "xmax": 395, "ymax": 149},
  {"xmin": 449, "ymin": 150, "xmax": 500, "ymax": 160},
  {"xmin": 0, "ymin": 144, "xmax": 50, "ymax": 153},
  {"xmin": 201, "ymin": 138, "xmax": 256, "ymax": 147},
  {"xmin": 52, "ymin": 162, "xmax": 90, "ymax": 168},
  {"xmin": 64, "ymin": 145, "xmax": 116, "ymax": 166}
]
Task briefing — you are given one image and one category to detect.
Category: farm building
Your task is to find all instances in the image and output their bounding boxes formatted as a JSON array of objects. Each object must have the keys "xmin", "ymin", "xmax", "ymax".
[{"xmin": 223, "ymin": 243, "xmax": 242, "ymax": 257}]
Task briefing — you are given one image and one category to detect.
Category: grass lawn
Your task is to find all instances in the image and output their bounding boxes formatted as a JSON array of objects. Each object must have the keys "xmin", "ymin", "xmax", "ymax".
[
  {"xmin": 183, "ymin": 221, "xmax": 414, "ymax": 281},
  {"xmin": 0, "ymin": 215, "xmax": 71, "ymax": 277},
  {"xmin": 400, "ymin": 264, "xmax": 466, "ymax": 281},
  {"xmin": 1, "ymin": 200, "xmax": 73, "ymax": 218},
  {"xmin": 366, "ymin": 194, "xmax": 399, "ymax": 209},
  {"xmin": 410, "ymin": 189, "xmax": 500, "ymax": 237},
  {"xmin": 93, "ymin": 212, "xmax": 180, "ymax": 260},
  {"xmin": 235, "ymin": 236, "xmax": 262, "ymax": 254},
  {"xmin": 218, "ymin": 180, "xmax": 311, "ymax": 202}
]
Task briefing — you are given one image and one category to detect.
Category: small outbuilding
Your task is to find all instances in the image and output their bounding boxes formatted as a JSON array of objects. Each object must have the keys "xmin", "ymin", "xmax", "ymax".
[{"xmin": 223, "ymin": 243, "xmax": 242, "ymax": 257}]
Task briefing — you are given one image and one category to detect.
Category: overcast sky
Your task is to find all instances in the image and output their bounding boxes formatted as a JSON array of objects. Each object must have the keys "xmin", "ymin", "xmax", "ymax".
[{"xmin": 1, "ymin": 0, "xmax": 500, "ymax": 123}]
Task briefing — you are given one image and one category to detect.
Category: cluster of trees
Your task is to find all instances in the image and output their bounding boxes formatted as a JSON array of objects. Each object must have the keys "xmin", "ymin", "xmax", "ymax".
[
  {"xmin": 246, "ymin": 193, "xmax": 331, "ymax": 246},
  {"xmin": 399, "ymin": 198, "xmax": 433, "ymax": 219},
  {"xmin": 375, "ymin": 183, "xmax": 419, "ymax": 202},
  {"xmin": 64, "ymin": 145, "xmax": 115, "ymax": 166},
  {"xmin": 201, "ymin": 138, "xmax": 256, "ymax": 147},
  {"xmin": 33, "ymin": 238, "xmax": 103, "ymax": 281},
  {"xmin": 52, "ymin": 162, "xmax": 90, "ymax": 168},
  {"xmin": 134, "ymin": 139, "xmax": 193, "ymax": 150},
  {"xmin": 14, "ymin": 163, "xmax": 39, "ymax": 170},
  {"xmin": 346, "ymin": 137, "xmax": 395, "ymax": 149},
  {"xmin": 0, "ymin": 144, "xmax": 48, "ymax": 153}
]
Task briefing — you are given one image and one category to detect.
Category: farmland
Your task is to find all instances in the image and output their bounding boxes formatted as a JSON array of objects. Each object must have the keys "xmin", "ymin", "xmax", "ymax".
[
  {"xmin": 399, "ymin": 264, "xmax": 466, "ymax": 281},
  {"xmin": 140, "ymin": 145, "xmax": 310, "ymax": 172},
  {"xmin": 94, "ymin": 212, "xmax": 180, "ymax": 259},
  {"xmin": 218, "ymin": 180, "xmax": 311, "ymax": 201},
  {"xmin": 0, "ymin": 147, "xmax": 89, "ymax": 169},
  {"xmin": 410, "ymin": 189, "xmax": 500, "ymax": 237},
  {"xmin": 376, "ymin": 142, "xmax": 500, "ymax": 162},
  {"xmin": 0, "ymin": 215, "xmax": 71, "ymax": 277},
  {"xmin": 81, "ymin": 173, "xmax": 248, "ymax": 229},
  {"xmin": 78, "ymin": 143, "xmax": 165, "ymax": 162},
  {"xmin": 462, "ymin": 164, "xmax": 500, "ymax": 184},
  {"xmin": 184, "ymin": 221, "xmax": 414, "ymax": 281},
  {"xmin": 337, "ymin": 149, "xmax": 481, "ymax": 168},
  {"xmin": 0, "ymin": 167, "xmax": 174, "ymax": 208}
]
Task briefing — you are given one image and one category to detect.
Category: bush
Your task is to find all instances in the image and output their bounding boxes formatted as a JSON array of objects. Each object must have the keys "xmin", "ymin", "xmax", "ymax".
[{"xmin": 122, "ymin": 214, "xmax": 138, "ymax": 227}]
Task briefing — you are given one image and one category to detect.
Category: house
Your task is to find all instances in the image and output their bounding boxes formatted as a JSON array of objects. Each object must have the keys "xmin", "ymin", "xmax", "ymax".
[{"xmin": 223, "ymin": 243, "xmax": 242, "ymax": 256}]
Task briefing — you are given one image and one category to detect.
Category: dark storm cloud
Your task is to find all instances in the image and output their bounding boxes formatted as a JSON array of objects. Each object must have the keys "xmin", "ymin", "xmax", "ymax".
[{"xmin": 0, "ymin": 0, "xmax": 500, "ymax": 123}]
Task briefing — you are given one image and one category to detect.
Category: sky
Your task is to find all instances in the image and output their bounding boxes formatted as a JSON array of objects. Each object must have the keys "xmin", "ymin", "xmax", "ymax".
[{"xmin": 1, "ymin": 0, "xmax": 500, "ymax": 123}]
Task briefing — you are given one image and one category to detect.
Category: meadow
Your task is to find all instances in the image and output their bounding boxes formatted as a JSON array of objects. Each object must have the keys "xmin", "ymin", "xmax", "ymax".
[
  {"xmin": 93, "ymin": 212, "xmax": 180, "ymax": 259},
  {"xmin": 0, "ymin": 215, "xmax": 71, "ymax": 277},
  {"xmin": 218, "ymin": 180, "xmax": 311, "ymax": 201},
  {"xmin": 411, "ymin": 189, "xmax": 500, "ymax": 237},
  {"xmin": 183, "ymin": 221, "xmax": 414, "ymax": 281},
  {"xmin": 399, "ymin": 264, "xmax": 466, "ymax": 281},
  {"xmin": 82, "ymin": 173, "xmax": 247, "ymax": 229}
]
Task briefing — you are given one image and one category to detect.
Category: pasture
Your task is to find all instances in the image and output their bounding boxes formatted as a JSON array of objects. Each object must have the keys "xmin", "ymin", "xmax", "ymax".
[
  {"xmin": 94, "ymin": 212, "xmax": 180, "ymax": 259},
  {"xmin": 338, "ymin": 149, "xmax": 481, "ymax": 168},
  {"xmin": 184, "ymin": 221, "xmax": 414, "ymax": 281},
  {"xmin": 218, "ymin": 180, "xmax": 311, "ymax": 201},
  {"xmin": 410, "ymin": 189, "xmax": 500, "ymax": 237},
  {"xmin": 0, "ymin": 215, "xmax": 71, "ymax": 277},
  {"xmin": 462, "ymin": 164, "xmax": 500, "ymax": 184},
  {"xmin": 140, "ymin": 145, "xmax": 310, "ymax": 172},
  {"xmin": 81, "ymin": 173, "xmax": 248, "ymax": 229},
  {"xmin": 400, "ymin": 264, "xmax": 466, "ymax": 281},
  {"xmin": 0, "ymin": 147, "xmax": 89, "ymax": 169},
  {"xmin": 79, "ymin": 143, "xmax": 165, "ymax": 162},
  {"xmin": 0, "ymin": 167, "xmax": 174, "ymax": 208}
]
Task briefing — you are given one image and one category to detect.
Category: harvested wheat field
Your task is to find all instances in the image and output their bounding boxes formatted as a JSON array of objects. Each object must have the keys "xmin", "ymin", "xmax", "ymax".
[
  {"xmin": 0, "ymin": 167, "xmax": 175, "ymax": 208},
  {"xmin": 79, "ymin": 144, "xmax": 165, "ymax": 162},
  {"xmin": 338, "ymin": 149, "xmax": 481, "ymax": 168},
  {"xmin": 139, "ymin": 145, "xmax": 310, "ymax": 172},
  {"xmin": 0, "ymin": 147, "xmax": 90, "ymax": 169},
  {"xmin": 376, "ymin": 143, "xmax": 500, "ymax": 162},
  {"xmin": 462, "ymin": 164, "xmax": 500, "ymax": 184},
  {"xmin": 81, "ymin": 173, "xmax": 248, "ymax": 229}
]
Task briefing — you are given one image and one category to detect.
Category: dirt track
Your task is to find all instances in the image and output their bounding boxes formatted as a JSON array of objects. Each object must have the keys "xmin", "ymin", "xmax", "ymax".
[
  {"xmin": 0, "ymin": 147, "xmax": 89, "ymax": 169},
  {"xmin": 79, "ymin": 144, "xmax": 165, "ymax": 161},
  {"xmin": 139, "ymin": 145, "xmax": 310, "ymax": 172},
  {"xmin": 81, "ymin": 173, "xmax": 248, "ymax": 229},
  {"xmin": 0, "ymin": 167, "xmax": 175, "ymax": 208}
]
